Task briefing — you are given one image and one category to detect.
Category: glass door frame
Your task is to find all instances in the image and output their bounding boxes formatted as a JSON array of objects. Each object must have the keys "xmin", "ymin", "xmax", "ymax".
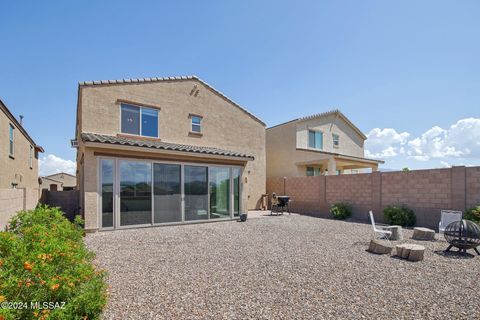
[{"xmin": 98, "ymin": 156, "xmax": 243, "ymax": 230}]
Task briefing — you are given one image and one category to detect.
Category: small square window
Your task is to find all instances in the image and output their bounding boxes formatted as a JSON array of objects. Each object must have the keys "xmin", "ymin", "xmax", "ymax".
[
  {"xmin": 191, "ymin": 116, "xmax": 202, "ymax": 133},
  {"xmin": 333, "ymin": 134, "xmax": 340, "ymax": 148}
]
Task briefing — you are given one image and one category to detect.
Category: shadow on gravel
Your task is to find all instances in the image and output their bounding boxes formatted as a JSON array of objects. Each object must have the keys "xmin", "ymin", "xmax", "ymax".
[{"xmin": 433, "ymin": 250, "xmax": 476, "ymax": 260}]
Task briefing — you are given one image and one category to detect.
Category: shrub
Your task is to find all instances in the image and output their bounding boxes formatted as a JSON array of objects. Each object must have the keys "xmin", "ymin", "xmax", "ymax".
[
  {"xmin": 383, "ymin": 205, "xmax": 416, "ymax": 227},
  {"xmin": 330, "ymin": 202, "xmax": 352, "ymax": 220},
  {"xmin": 465, "ymin": 206, "xmax": 480, "ymax": 224},
  {"xmin": 0, "ymin": 206, "xmax": 107, "ymax": 320}
]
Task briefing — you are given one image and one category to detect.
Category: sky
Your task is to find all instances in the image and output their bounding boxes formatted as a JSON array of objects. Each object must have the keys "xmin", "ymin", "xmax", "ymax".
[{"xmin": 1, "ymin": 0, "xmax": 479, "ymax": 175}]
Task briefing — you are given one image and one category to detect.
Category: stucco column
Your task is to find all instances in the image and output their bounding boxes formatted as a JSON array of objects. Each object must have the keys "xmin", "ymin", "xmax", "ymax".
[{"xmin": 327, "ymin": 157, "xmax": 337, "ymax": 175}]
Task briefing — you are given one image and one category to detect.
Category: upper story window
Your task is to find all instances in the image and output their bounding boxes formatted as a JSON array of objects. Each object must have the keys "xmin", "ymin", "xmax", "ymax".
[
  {"xmin": 308, "ymin": 130, "xmax": 323, "ymax": 149},
  {"xmin": 121, "ymin": 104, "xmax": 159, "ymax": 138},
  {"xmin": 9, "ymin": 124, "xmax": 14, "ymax": 156},
  {"xmin": 29, "ymin": 145, "xmax": 33, "ymax": 169},
  {"xmin": 191, "ymin": 115, "xmax": 202, "ymax": 133},
  {"xmin": 333, "ymin": 134, "xmax": 340, "ymax": 148}
]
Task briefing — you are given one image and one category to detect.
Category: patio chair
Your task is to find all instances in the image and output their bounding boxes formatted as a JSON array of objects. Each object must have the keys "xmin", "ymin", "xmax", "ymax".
[
  {"xmin": 369, "ymin": 211, "xmax": 392, "ymax": 242},
  {"xmin": 439, "ymin": 210, "xmax": 462, "ymax": 234},
  {"xmin": 270, "ymin": 193, "xmax": 279, "ymax": 214}
]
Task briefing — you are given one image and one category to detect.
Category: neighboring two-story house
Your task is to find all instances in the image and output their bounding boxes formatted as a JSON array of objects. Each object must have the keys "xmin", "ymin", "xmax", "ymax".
[
  {"xmin": 0, "ymin": 99, "xmax": 43, "ymax": 189},
  {"xmin": 266, "ymin": 109, "xmax": 383, "ymax": 178},
  {"xmin": 74, "ymin": 76, "xmax": 265, "ymax": 231}
]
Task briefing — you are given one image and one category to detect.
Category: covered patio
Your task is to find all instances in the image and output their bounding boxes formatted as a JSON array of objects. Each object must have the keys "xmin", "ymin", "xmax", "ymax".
[{"xmin": 295, "ymin": 150, "xmax": 384, "ymax": 175}]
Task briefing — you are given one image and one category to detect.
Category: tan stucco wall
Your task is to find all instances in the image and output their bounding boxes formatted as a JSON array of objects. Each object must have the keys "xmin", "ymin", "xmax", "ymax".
[
  {"xmin": 266, "ymin": 115, "xmax": 365, "ymax": 178},
  {"xmin": 0, "ymin": 108, "xmax": 39, "ymax": 190},
  {"xmin": 295, "ymin": 114, "xmax": 364, "ymax": 157},
  {"xmin": 76, "ymin": 79, "xmax": 266, "ymax": 230},
  {"xmin": 45, "ymin": 173, "xmax": 76, "ymax": 188},
  {"xmin": 40, "ymin": 177, "xmax": 63, "ymax": 191}
]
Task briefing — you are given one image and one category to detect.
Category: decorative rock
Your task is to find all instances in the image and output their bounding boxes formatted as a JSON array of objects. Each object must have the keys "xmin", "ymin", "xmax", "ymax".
[
  {"xmin": 395, "ymin": 243, "xmax": 425, "ymax": 261},
  {"xmin": 412, "ymin": 227, "xmax": 436, "ymax": 241},
  {"xmin": 385, "ymin": 225, "xmax": 403, "ymax": 240},
  {"xmin": 368, "ymin": 239, "xmax": 393, "ymax": 254}
]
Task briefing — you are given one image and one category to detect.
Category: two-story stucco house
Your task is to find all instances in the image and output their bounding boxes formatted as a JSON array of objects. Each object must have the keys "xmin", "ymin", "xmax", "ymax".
[
  {"xmin": 266, "ymin": 110, "xmax": 383, "ymax": 178},
  {"xmin": 0, "ymin": 99, "xmax": 43, "ymax": 189},
  {"xmin": 75, "ymin": 76, "xmax": 266, "ymax": 231}
]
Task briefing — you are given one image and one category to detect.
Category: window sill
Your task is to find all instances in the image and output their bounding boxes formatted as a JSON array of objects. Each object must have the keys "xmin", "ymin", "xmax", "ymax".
[
  {"xmin": 117, "ymin": 133, "xmax": 161, "ymax": 142},
  {"xmin": 188, "ymin": 131, "xmax": 203, "ymax": 137},
  {"xmin": 9, "ymin": 154, "xmax": 15, "ymax": 159}
]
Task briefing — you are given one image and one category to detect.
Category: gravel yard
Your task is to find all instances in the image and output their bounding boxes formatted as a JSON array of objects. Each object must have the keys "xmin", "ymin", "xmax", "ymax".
[{"xmin": 85, "ymin": 215, "xmax": 480, "ymax": 319}]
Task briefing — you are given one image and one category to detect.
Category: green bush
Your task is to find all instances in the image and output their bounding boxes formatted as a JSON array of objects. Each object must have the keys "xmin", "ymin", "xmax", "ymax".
[
  {"xmin": 330, "ymin": 202, "xmax": 352, "ymax": 220},
  {"xmin": 383, "ymin": 205, "xmax": 416, "ymax": 227},
  {"xmin": 0, "ymin": 206, "xmax": 107, "ymax": 320},
  {"xmin": 465, "ymin": 206, "xmax": 480, "ymax": 224}
]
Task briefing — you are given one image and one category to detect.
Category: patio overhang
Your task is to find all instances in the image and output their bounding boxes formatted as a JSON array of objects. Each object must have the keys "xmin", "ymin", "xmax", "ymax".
[{"xmin": 295, "ymin": 148, "xmax": 384, "ymax": 174}]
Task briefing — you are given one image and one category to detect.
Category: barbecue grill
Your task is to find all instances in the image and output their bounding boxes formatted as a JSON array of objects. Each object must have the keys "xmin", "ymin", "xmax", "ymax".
[
  {"xmin": 444, "ymin": 219, "xmax": 480, "ymax": 255},
  {"xmin": 271, "ymin": 195, "xmax": 290, "ymax": 215}
]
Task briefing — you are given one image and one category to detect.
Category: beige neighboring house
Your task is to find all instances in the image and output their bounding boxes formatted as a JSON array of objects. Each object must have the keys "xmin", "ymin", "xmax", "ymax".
[
  {"xmin": 75, "ymin": 76, "xmax": 266, "ymax": 231},
  {"xmin": 41, "ymin": 172, "xmax": 76, "ymax": 191},
  {"xmin": 0, "ymin": 99, "xmax": 44, "ymax": 189},
  {"xmin": 266, "ymin": 109, "xmax": 383, "ymax": 178},
  {"xmin": 0, "ymin": 99, "xmax": 44, "ymax": 228}
]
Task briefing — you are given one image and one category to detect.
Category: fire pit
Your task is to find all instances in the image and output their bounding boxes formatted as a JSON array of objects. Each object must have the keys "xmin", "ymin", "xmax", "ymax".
[{"xmin": 444, "ymin": 219, "xmax": 480, "ymax": 255}]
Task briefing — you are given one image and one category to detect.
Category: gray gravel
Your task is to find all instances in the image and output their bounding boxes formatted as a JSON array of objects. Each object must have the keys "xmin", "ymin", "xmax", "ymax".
[{"xmin": 85, "ymin": 215, "xmax": 480, "ymax": 320}]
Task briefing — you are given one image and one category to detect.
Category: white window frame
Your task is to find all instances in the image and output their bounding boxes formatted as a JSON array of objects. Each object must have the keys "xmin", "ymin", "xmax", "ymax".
[
  {"xmin": 306, "ymin": 166, "xmax": 321, "ymax": 176},
  {"xmin": 191, "ymin": 116, "xmax": 202, "ymax": 133},
  {"xmin": 9, "ymin": 124, "xmax": 14, "ymax": 157},
  {"xmin": 120, "ymin": 103, "xmax": 160, "ymax": 138},
  {"xmin": 333, "ymin": 133, "xmax": 340, "ymax": 148},
  {"xmin": 308, "ymin": 129, "xmax": 323, "ymax": 150}
]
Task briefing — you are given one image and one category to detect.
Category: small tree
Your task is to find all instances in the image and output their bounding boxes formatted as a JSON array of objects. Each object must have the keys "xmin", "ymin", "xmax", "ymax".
[{"xmin": 402, "ymin": 167, "xmax": 410, "ymax": 172}]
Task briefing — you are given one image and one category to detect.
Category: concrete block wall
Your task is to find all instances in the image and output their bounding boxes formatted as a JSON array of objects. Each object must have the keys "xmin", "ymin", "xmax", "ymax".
[
  {"xmin": 266, "ymin": 166, "xmax": 480, "ymax": 229},
  {"xmin": 0, "ymin": 188, "xmax": 39, "ymax": 230},
  {"xmin": 467, "ymin": 166, "xmax": 480, "ymax": 209}
]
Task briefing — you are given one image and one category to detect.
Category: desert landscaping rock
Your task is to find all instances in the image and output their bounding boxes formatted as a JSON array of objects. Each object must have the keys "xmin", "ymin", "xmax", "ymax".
[
  {"xmin": 385, "ymin": 225, "xmax": 403, "ymax": 240},
  {"xmin": 396, "ymin": 243, "xmax": 425, "ymax": 261},
  {"xmin": 412, "ymin": 227, "xmax": 436, "ymax": 241},
  {"xmin": 85, "ymin": 215, "xmax": 480, "ymax": 319},
  {"xmin": 368, "ymin": 239, "xmax": 393, "ymax": 254}
]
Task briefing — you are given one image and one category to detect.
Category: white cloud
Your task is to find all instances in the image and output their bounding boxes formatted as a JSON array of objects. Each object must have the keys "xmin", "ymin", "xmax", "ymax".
[
  {"xmin": 407, "ymin": 118, "xmax": 480, "ymax": 161},
  {"xmin": 440, "ymin": 161, "xmax": 450, "ymax": 168},
  {"xmin": 365, "ymin": 128, "xmax": 410, "ymax": 158},
  {"xmin": 39, "ymin": 154, "xmax": 76, "ymax": 176}
]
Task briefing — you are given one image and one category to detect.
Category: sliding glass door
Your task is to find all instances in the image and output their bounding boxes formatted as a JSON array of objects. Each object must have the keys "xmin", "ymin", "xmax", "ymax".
[
  {"xmin": 184, "ymin": 165, "xmax": 209, "ymax": 221},
  {"xmin": 100, "ymin": 158, "xmax": 242, "ymax": 229},
  {"xmin": 119, "ymin": 161, "xmax": 152, "ymax": 226},
  {"xmin": 153, "ymin": 163, "xmax": 182, "ymax": 223},
  {"xmin": 209, "ymin": 167, "xmax": 230, "ymax": 219},
  {"xmin": 232, "ymin": 168, "xmax": 241, "ymax": 217},
  {"xmin": 101, "ymin": 159, "xmax": 114, "ymax": 228}
]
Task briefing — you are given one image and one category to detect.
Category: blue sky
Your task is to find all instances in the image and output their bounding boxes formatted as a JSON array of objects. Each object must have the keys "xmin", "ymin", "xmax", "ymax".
[{"xmin": 1, "ymin": 0, "xmax": 479, "ymax": 174}]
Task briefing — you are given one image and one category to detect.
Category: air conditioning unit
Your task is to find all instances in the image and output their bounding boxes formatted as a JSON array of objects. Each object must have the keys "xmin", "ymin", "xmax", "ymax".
[{"xmin": 70, "ymin": 139, "xmax": 79, "ymax": 148}]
